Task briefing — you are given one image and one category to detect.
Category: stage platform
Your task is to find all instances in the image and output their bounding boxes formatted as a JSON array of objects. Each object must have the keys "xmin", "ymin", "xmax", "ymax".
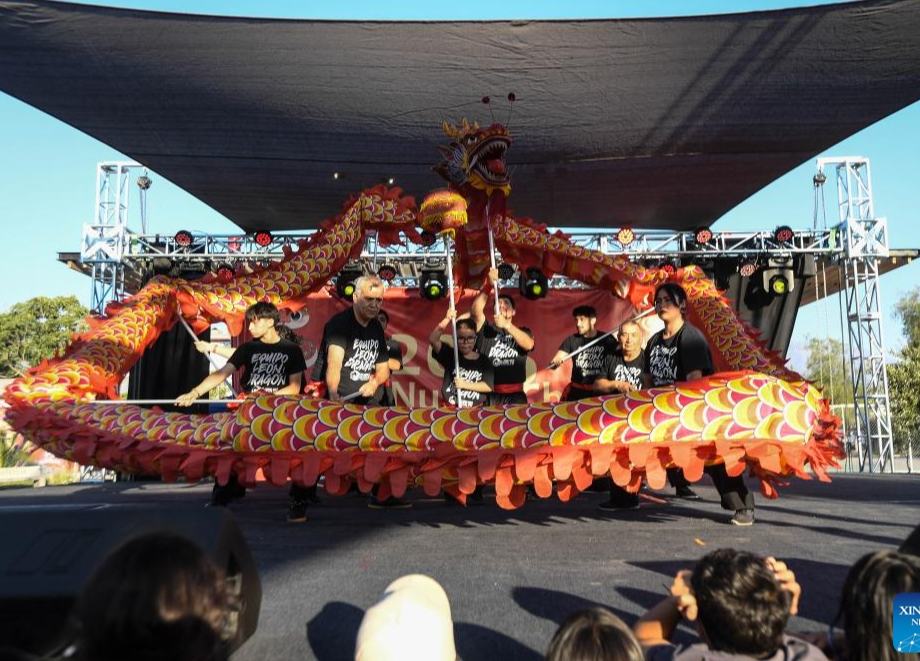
[{"xmin": 1, "ymin": 473, "xmax": 917, "ymax": 660}]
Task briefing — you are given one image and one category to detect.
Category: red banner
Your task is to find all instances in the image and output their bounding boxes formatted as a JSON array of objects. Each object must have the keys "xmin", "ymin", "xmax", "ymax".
[{"xmin": 286, "ymin": 287, "xmax": 661, "ymax": 405}]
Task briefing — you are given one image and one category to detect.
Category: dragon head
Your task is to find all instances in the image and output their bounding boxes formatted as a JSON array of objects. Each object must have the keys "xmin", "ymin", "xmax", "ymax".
[{"xmin": 434, "ymin": 119, "xmax": 512, "ymax": 197}]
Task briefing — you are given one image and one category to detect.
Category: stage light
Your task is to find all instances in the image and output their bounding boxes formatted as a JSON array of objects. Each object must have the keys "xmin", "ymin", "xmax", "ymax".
[
  {"xmin": 253, "ymin": 230, "xmax": 273, "ymax": 247},
  {"xmin": 774, "ymin": 225, "xmax": 794, "ymax": 243},
  {"xmin": 387, "ymin": 177, "xmax": 396, "ymax": 186},
  {"xmin": 616, "ymin": 227, "xmax": 635, "ymax": 247},
  {"xmin": 497, "ymin": 262, "xmax": 515, "ymax": 280},
  {"xmin": 659, "ymin": 259, "xmax": 679, "ymax": 276},
  {"xmin": 377, "ymin": 264, "xmax": 397, "ymax": 282},
  {"xmin": 215, "ymin": 263, "xmax": 235, "ymax": 283},
  {"xmin": 336, "ymin": 269, "xmax": 361, "ymax": 300},
  {"xmin": 136, "ymin": 174, "xmax": 152, "ymax": 190},
  {"xmin": 738, "ymin": 258, "xmax": 758, "ymax": 278},
  {"xmin": 174, "ymin": 230, "xmax": 194, "ymax": 248},
  {"xmin": 519, "ymin": 267, "xmax": 549, "ymax": 300},
  {"xmin": 744, "ymin": 280, "xmax": 774, "ymax": 310},
  {"xmin": 420, "ymin": 270, "xmax": 447, "ymax": 300},
  {"xmin": 693, "ymin": 226, "xmax": 714, "ymax": 245},
  {"xmin": 333, "ymin": 172, "xmax": 341, "ymax": 180},
  {"xmin": 813, "ymin": 172, "xmax": 827, "ymax": 186},
  {"xmin": 768, "ymin": 273, "xmax": 790, "ymax": 295}
]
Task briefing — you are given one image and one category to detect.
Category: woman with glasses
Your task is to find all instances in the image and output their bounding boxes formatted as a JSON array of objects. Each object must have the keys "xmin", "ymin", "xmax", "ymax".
[{"xmin": 429, "ymin": 311, "xmax": 494, "ymax": 408}]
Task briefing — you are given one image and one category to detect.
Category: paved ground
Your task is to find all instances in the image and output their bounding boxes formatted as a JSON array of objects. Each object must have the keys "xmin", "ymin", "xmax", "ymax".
[{"xmin": 1, "ymin": 473, "xmax": 918, "ymax": 660}]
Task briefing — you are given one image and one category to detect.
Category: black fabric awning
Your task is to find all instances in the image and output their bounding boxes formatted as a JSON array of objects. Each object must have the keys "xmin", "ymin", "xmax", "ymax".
[{"xmin": 2, "ymin": 0, "xmax": 920, "ymax": 232}]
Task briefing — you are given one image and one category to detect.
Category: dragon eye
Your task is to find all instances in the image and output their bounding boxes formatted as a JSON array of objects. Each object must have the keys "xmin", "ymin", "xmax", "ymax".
[{"xmin": 465, "ymin": 135, "xmax": 477, "ymax": 145}]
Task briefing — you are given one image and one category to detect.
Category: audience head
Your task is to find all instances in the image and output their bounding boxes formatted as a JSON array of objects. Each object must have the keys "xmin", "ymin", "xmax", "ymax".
[
  {"xmin": 355, "ymin": 574, "xmax": 455, "ymax": 661},
  {"xmin": 546, "ymin": 607, "xmax": 643, "ymax": 661},
  {"xmin": 654, "ymin": 283, "xmax": 688, "ymax": 321},
  {"xmin": 834, "ymin": 550, "xmax": 920, "ymax": 661},
  {"xmin": 689, "ymin": 548, "xmax": 790, "ymax": 657},
  {"xmin": 72, "ymin": 531, "xmax": 232, "ymax": 661},
  {"xmin": 377, "ymin": 309, "xmax": 390, "ymax": 330},
  {"xmin": 352, "ymin": 275, "xmax": 385, "ymax": 323},
  {"xmin": 572, "ymin": 306, "xmax": 597, "ymax": 336}
]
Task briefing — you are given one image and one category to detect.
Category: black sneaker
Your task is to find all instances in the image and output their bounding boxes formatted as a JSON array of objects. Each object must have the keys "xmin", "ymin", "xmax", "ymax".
[
  {"xmin": 368, "ymin": 497, "xmax": 412, "ymax": 509},
  {"xmin": 287, "ymin": 498, "xmax": 308, "ymax": 523},
  {"xmin": 730, "ymin": 509, "xmax": 755, "ymax": 526},
  {"xmin": 675, "ymin": 485, "xmax": 701, "ymax": 500}
]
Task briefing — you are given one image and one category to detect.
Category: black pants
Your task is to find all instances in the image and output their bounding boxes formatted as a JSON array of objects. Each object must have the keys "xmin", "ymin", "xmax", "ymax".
[
  {"xmin": 212, "ymin": 474, "xmax": 316, "ymax": 505},
  {"xmin": 667, "ymin": 466, "xmax": 754, "ymax": 511}
]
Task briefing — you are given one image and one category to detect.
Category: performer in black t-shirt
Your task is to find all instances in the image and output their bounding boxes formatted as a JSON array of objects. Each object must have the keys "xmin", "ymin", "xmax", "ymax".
[
  {"xmin": 177, "ymin": 302, "xmax": 310, "ymax": 521},
  {"xmin": 429, "ymin": 313, "xmax": 494, "ymax": 407},
  {"xmin": 321, "ymin": 276, "xmax": 390, "ymax": 405},
  {"xmin": 468, "ymin": 267, "xmax": 534, "ymax": 405},
  {"xmin": 372, "ymin": 310, "xmax": 403, "ymax": 406},
  {"xmin": 550, "ymin": 305, "xmax": 619, "ymax": 401},
  {"xmin": 645, "ymin": 283, "xmax": 755, "ymax": 526},
  {"xmin": 594, "ymin": 320, "xmax": 646, "ymax": 510}
]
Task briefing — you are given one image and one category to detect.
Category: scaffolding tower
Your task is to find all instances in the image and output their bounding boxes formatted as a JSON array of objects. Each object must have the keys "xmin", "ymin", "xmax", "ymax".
[{"xmin": 816, "ymin": 157, "xmax": 895, "ymax": 473}]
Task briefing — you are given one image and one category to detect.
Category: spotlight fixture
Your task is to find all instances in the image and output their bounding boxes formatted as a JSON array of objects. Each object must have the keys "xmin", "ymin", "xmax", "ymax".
[
  {"xmin": 136, "ymin": 174, "xmax": 152, "ymax": 190},
  {"xmin": 693, "ymin": 226, "xmax": 714, "ymax": 245},
  {"xmin": 743, "ymin": 279, "xmax": 774, "ymax": 311},
  {"xmin": 773, "ymin": 225, "xmax": 794, "ymax": 243},
  {"xmin": 215, "ymin": 263, "xmax": 235, "ymax": 283},
  {"xmin": 335, "ymin": 269, "xmax": 361, "ymax": 300},
  {"xmin": 333, "ymin": 172, "xmax": 341, "ymax": 180},
  {"xmin": 497, "ymin": 262, "xmax": 516, "ymax": 280},
  {"xmin": 174, "ymin": 230, "xmax": 194, "ymax": 248},
  {"xmin": 738, "ymin": 258, "xmax": 758, "ymax": 278},
  {"xmin": 768, "ymin": 273, "xmax": 790, "ymax": 295},
  {"xmin": 377, "ymin": 264, "xmax": 397, "ymax": 282},
  {"xmin": 253, "ymin": 230, "xmax": 273, "ymax": 247},
  {"xmin": 616, "ymin": 227, "xmax": 635, "ymax": 247},
  {"xmin": 519, "ymin": 267, "xmax": 549, "ymax": 300},
  {"xmin": 420, "ymin": 270, "xmax": 447, "ymax": 300},
  {"xmin": 387, "ymin": 177, "xmax": 396, "ymax": 186},
  {"xmin": 813, "ymin": 172, "xmax": 827, "ymax": 186}
]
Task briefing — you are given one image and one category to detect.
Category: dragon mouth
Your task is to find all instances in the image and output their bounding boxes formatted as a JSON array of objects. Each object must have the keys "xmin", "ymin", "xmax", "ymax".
[{"xmin": 469, "ymin": 137, "xmax": 511, "ymax": 185}]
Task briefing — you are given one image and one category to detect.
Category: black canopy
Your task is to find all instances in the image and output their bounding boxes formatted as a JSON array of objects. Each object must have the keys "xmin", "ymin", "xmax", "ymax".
[{"xmin": 2, "ymin": 0, "xmax": 919, "ymax": 231}]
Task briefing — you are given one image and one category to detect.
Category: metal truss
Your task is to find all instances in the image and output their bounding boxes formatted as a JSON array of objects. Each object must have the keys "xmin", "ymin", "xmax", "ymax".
[
  {"xmin": 816, "ymin": 157, "xmax": 894, "ymax": 473},
  {"xmin": 81, "ymin": 161, "xmax": 149, "ymax": 314},
  {"xmin": 98, "ymin": 226, "xmax": 843, "ymax": 291}
]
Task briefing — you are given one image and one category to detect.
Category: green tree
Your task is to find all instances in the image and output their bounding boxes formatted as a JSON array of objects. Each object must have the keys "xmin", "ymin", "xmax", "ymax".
[
  {"xmin": 804, "ymin": 336, "xmax": 855, "ymax": 428},
  {"xmin": 0, "ymin": 295, "xmax": 88, "ymax": 377},
  {"xmin": 889, "ymin": 287, "xmax": 920, "ymax": 453}
]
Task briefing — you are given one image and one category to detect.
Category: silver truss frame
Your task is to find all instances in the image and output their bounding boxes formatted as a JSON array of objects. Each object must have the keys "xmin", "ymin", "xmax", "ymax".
[
  {"xmin": 816, "ymin": 156, "xmax": 894, "ymax": 473},
  {"xmin": 81, "ymin": 161, "xmax": 149, "ymax": 314}
]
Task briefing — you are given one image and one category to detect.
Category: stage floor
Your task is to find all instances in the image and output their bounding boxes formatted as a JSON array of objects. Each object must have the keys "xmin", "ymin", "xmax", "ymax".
[{"xmin": 2, "ymin": 473, "xmax": 918, "ymax": 660}]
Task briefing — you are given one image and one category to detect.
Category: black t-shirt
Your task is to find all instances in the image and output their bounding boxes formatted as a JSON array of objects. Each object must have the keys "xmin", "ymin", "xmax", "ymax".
[
  {"xmin": 372, "ymin": 338, "xmax": 403, "ymax": 405},
  {"xmin": 601, "ymin": 349, "xmax": 646, "ymax": 392},
  {"xmin": 320, "ymin": 308, "xmax": 388, "ymax": 398},
  {"xmin": 433, "ymin": 344, "xmax": 494, "ymax": 407},
  {"xmin": 645, "ymin": 323, "xmax": 713, "ymax": 387},
  {"xmin": 476, "ymin": 321, "xmax": 532, "ymax": 387},
  {"xmin": 560, "ymin": 332, "xmax": 619, "ymax": 385},
  {"xmin": 228, "ymin": 338, "xmax": 307, "ymax": 393}
]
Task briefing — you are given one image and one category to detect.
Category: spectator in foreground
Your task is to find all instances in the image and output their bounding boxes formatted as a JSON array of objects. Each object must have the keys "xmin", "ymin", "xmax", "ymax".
[
  {"xmin": 823, "ymin": 550, "xmax": 920, "ymax": 660},
  {"xmin": 634, "ymin": 548, "xmax": 827, "ymax": 660},
  {"xmin": 355, "ymin": 574, "xmax": 455, "ymax": 661},
  {"xmin": 546, "ymin": 607, "xmax": 643, "ymax": 661},
  {"xmin": 69, "ymin": 532, "xmax": 234, "ymax": 661}
]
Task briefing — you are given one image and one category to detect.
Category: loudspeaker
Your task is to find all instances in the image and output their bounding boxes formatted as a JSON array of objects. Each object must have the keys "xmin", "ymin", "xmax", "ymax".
[{"xmin": 0, "ymin": 506, "xmax": 261, "ymax": 656}]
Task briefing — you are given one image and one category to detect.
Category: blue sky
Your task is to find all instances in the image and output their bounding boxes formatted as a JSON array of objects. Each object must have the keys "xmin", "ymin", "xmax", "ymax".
[{"xmin": 1, "ymin": 0, "xmax": 917, "ymax": 372}]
